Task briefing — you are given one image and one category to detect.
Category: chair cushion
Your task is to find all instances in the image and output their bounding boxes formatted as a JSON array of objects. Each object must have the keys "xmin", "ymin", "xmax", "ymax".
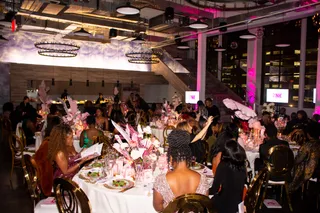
[{"xmin": 34, "ymin": 197, "xmax": 58, "ymax": 213}]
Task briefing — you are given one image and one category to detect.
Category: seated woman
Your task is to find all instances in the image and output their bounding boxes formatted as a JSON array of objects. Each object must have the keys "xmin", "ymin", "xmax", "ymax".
[
  {"xmin": 176, "ymin": 116, "xmax": 213, "ymax": 163},
  {"xmin": 289, "ymin": 122, "xmax": 320, "ymax": 193},
  {"xmin": 153, "ymin": 130, "xmax": 210, "ymax": 212},
  {"xmin": 95, "ymin": 108, "xmax": 108, "ymax": 131},
  {"xmin": 211, "ymin": 140, "xmax": 247, "ymax": 213},
  {"xmin": 33, "ymin": 116, "xmax": 61, "ymax": 196},
  {"xmin": 80, "ymin": 116, "xmax": 103, "ymax": 148},
  {"xmin": 48, "ymin": 123, "xmax": 93, "ymax": 179}
]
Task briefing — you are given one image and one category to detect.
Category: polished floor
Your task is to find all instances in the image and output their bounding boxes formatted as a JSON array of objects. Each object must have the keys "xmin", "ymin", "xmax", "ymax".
[{"xmin": 0, "ymin": 137, "xmax": 318, "ymax": 213}]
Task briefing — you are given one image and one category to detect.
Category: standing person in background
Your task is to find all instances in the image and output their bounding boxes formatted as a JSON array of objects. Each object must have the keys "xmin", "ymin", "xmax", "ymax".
[
  {"xmin": 205, "ymin": 98, "xmax": 220, "ymax": 123},
  {"xmin": 135, "ymin": 94, "xmax": 149, "ymax": 112},
  {"xmin": 20, "ymin": 96, "xmax": 31, "ymax": 114},
  {"xmin": 196, "ymin": 100, "xmax": 208, "ymax": 120},
  {"xmin": 60, "ymin": 89, "xmax": 69, "ymax": 100},
  {"xmin": 108, "ymin": 95, "xmax": 125, "ymax": 131},
  {"xmin": 126, "ymin": 93, "xmax": 135, "ymax": 110},
  {"xmin": 96, "ymin": 93, "xmax": 104, "ymax": 105}
]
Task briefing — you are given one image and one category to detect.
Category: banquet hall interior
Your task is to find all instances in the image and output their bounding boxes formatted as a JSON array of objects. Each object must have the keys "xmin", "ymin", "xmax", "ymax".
[{"xmin": 1, "ymin": 0, "xmax": 320, "ymax": 212}]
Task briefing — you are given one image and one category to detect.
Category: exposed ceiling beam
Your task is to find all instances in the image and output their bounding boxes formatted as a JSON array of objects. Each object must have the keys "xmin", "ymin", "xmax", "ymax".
[{"xmin": 153, "ymin": 2, "xmax": 320, "ymax": 48}]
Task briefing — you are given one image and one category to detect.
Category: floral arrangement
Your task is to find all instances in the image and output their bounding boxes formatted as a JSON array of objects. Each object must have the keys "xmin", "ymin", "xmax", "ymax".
[
  {"xmin": 37, "ymin": 81, "xmax": 52, "ymax": 119},
  {"xmin": 59, "ymin": 97, "xmax": 89, "ymax": 138},
  {"xmin": 112, "ymin": 121, "xmax": 163, "ymax": 169},
  {"xmin": 274, "ymin": 117, "xmax": 287, "ymax": 130},
  {"xmin": 262, "ymin": 102, "xmax": 275, "ymax": 116}
]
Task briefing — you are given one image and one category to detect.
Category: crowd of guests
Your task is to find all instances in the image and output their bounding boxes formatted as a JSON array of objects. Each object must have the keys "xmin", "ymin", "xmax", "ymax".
[{"xmin": 2, "ymin": 92, "xmax": 320, "ymax": 213}]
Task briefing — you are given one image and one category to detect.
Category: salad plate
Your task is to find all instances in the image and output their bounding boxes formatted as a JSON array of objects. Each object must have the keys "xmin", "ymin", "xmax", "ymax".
[{"xmin": 103, "ymin": 179, "xmax": 134, "ymax": 190}]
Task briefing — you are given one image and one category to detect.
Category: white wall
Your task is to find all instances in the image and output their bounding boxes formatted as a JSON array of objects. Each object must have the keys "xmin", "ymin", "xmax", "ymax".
[{"xmin": 141, "ymin": 84, "xmax": 179, "ymax": 103}]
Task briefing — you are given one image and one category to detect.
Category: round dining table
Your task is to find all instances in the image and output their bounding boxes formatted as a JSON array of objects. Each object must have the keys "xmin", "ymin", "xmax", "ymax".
[{"xmin": 72, "ymin": 165, "xmax": 213, "ymax": 213}]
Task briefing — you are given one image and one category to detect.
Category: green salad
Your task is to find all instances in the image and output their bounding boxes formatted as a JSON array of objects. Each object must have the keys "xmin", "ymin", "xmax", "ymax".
[
  {"xmin": 112, "ymin": 180, "xmax": 127, "ymax": 187},
  {"xmin": 91, "ymin": 162, "xmax": 103, "ymax": 168},
  {"xmin": 87, "ymin": 171, "xmax": 100, "ymax": 178}
]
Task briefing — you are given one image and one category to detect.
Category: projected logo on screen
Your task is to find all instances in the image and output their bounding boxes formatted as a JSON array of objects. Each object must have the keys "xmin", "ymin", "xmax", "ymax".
[
  {"xmin": 266, "ymin": 89, "xmax": 289, "ymax": 103},
  {"xmin": 185, "ymin": 91, "xmax": 199, "ymax": 104}
]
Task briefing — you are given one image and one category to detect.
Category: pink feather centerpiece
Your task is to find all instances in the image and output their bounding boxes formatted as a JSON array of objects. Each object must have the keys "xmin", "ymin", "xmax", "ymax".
[
  {"xmin": 111, "ymin": 121, "xmax": 166, "ymax": 176},
  {"xmin": 37, "ymin": 81, "xmax": 52, "ymax": 119},
  {"xmin": 59, "ymin": 97, "xmax": 89, "ymax": 138}
]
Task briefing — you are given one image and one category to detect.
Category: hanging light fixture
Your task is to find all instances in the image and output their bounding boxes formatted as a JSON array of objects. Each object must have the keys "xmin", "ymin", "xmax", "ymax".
[
  {"xmin": 74, "ymin": 28, "xmax": 91, "ymax": 36},
  {"xmin": 240, "ymin": 29, "xmax": 256, "ymax": 39},
  {"xmin": 116, "ymin": 80, "xmax": 120, "ymax": 87},
  {"xmin": 189, "ymin": 18, "xmax": 208, "ymax": 29},
  {"xmin": 116, "ymin": 2, "xmax": 140, "ymax": 15},
  {"xmin": 275, "ymin": 43, "xmax": 290, "ymax": 48},
  {"xmin": 86, "ymin": 80, "xmax": 89, "ymax": 87},
  {"xmin": 132, "ymin": 34, "xmax": 145, "ymax": 44},
  {"xmin": 52, "ymin": 78, "xmax": 55, "ymax": 86},
  {"xmin": 0, "ymin": 35, "xmax": 8, "ymax": 43},
  {"xmin": 69, "ymin": 78, "xmax": 72, "ymax": 86},
  {"xmin": 215, "ymin": 45, "xmax": 226, "ymax": 52},
  {"xmin": 102, "ymin": 80, "xmax": 105, "ymax": 87},
  {"xmin": 177, "ymin": 42, "xmax": 190, "ymax": 50}
]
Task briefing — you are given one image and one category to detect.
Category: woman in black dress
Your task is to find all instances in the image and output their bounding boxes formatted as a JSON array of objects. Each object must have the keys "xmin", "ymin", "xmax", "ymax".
[{"xmin": 211, "ymin": 140, "xmax": 247, "ymax": 213}]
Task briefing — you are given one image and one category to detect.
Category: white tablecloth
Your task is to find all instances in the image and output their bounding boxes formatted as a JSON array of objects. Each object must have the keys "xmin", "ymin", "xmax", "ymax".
[
  {"xmin": 151, "ymin": 128, "xmax": 172, "ymax": 145},
  {"xmin": 73, "ymin": 175, "xmax": 156, "ymax": 213}
]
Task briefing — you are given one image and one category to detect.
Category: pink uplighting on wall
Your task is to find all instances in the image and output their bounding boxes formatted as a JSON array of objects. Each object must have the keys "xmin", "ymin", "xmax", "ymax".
[{"xmin": 247, "ymin": 41, "xmax": 258, "ymax": 108}]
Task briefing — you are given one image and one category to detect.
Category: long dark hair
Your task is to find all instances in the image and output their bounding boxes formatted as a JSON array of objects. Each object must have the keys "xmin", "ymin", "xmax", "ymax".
[{"xmin": 221, "ymin": 140, "xmax": 246, "ymax": 171}]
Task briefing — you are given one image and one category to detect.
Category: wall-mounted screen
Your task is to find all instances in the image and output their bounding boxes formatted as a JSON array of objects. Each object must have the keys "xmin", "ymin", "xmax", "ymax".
[
  {"xmin": 266, "ymin": 89, "xmax": 289, "ymax": 103},
  {"xmin": 185, "ymin": 91, "xmax": 199, "ymax": 104}
]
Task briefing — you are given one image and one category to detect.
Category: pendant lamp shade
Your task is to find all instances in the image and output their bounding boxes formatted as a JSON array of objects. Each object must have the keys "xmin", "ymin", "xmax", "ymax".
[
  {"xmin": 215, "ymin": 45, "xmax": 226, "ymax": 52},
  {"xmin": 116, "ymin": 2, "xmax": 140, "ymax": 15},
  {"xmin": 74, "ymin": 28, "xmax": 91, "ymax": 36},
  {"xmin": 132, "ymin": 34, "xmax": 145, "ymax": 44},
  {"xmin": 189, "ymin": 18, "xmax": 208, "ymax": 29},
  {"xmin": 177, "ymin": 42, "xmax": 190, "ymax": 50},
  {"xmin": 239, "ymin": 30, "xmax": 256, "ymax": 39}
]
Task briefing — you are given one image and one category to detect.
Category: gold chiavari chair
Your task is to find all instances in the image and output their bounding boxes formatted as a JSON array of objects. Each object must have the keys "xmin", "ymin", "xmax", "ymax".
[
  {"xmin": 163, "ymin": 193, "xmax": 215, "ymax": 213},
  {"xmin": 54, "ymin": 178, "xmax": 91, "ymax": 213},
  {"xmin": 8, "ymin": 134, "xmax": 24, "ymax": 188},
  {"xmin": 163, "ymin": 125, "xmax": 175, "ymax": 148},
  {"xmin": 18, "ymin": 126, "xmax": 27, "ymax": 147},
  {"xmin": 22, "ymin": 154, "xmax": 41, "ymax": 206},
  {"xmin": 244, "ymin": 168, "xmax": 268, "ymax": 213},
  {"xmin": 259, "ymin": 145, "xmax": 294, "ymax": 211},
  {"xmin": 289, "ymin": 129, "xmax": 306, "ymax": 145},
  {"xmin": 127, "ymin": 113, "xmax": 136, "ymax": 127}
]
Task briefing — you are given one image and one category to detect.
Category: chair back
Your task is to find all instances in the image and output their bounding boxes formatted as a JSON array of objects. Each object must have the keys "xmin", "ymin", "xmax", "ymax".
[
  {"xmin": 289, "ymin": 129, "xmax": 306, "ymax": 145},
  {"xmin": 8, "ymin": 134, "xmax": 24, "ymax": 159},
  {"xmin": 22, "ymin": 154, "xmax": 40, "ymax": 203},
  {"xmin": 267, "ymin": 145, "xmax": 294, "ymax": 178},
  {"xmin": 163, "ymin": 193, "xmax": 214, "ymax": 213},
  {"xmin": 127, "ymin": 113, "xmax": 136, "ymax": 127},
  {"xmin": 163, "ymin": 125, "xmax": 175, "ymax": 147},
  {"xmin": 244, "ymin": 168, "xmax": 268, "ymax": 213},
  {"xmin": 54, "ymin": 178, "xmax": 91, "ymax": 213},
  {"xmin": 18, "ymin": 126, "xmax": 27, "ymax": 147},
  {"xmin": 202, "ymin": 141, "xmax": 209, "ymax": 165}
]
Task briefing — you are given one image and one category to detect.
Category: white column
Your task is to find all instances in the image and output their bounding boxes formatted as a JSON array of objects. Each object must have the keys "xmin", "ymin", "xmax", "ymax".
[
  {"xmin": 197, "ymin": 33, "xmax": 207, "ymax": 101},
  {"xmin": 217, "ymin": 35, "xmax": 223, "ymax": 81},
  {"xmin": 247, "ymin": 28, "xmax": 263, "ymax": 111},
  {"xmin": 315, "ymin": 35, "xmax": 320, "ymax": 114},
  {"xmin": 298, "ymin": 18, "xmax": 307, "ymax": 110}
]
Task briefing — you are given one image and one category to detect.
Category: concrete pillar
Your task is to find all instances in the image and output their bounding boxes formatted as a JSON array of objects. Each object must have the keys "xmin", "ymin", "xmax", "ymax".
[
  {"xmin": 246, "ymin": 28, "xmax": 263, "ymax": 111},
  {"xmin": 298, "ymin": 18, "xmax": 307, "ymax": 110},
  {"xmin": 217, "ymin": 34, "xmax": 223, "ymax": 81},
  {"xmin": 315, "ymin": 35, "xmax": 320, "ymax": 114},
  {"xmin": 197, "ymin": 33, "xmax": 207, "ymax": 101}
]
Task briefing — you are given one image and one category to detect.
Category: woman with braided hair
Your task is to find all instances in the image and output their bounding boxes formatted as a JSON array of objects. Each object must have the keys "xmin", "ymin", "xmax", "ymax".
[{"xmin": 153, "ymin": 130, "xmax": 210, "ymax": 212}]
